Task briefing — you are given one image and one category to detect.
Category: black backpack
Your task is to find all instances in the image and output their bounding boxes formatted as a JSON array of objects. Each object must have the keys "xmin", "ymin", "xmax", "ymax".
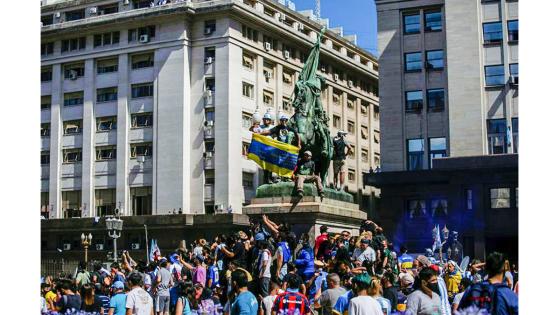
[{"xmin": 458, "ymin": 281, "xmax": 508, "ymax": 314}]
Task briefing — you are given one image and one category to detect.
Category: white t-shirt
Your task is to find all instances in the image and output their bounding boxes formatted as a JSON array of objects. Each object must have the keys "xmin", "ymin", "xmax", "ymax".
[
  {"xmin": 406, "ymin": 290, "xmax": 442, "ymax": 315},
  {"xmin": 126, "ymin": 287, "xmax": 154, "ymax": 315},
  {"xmin": 259, "ymin": 249, "xmax": 272, "ymax": 278},
  {"xmin": 261, "ymin": 294, "xmax": 277, "ymax": 315},
  {"xmin": 452, "ymin": 291, "xmax": 465, "ymax": 307},
  {"xmin": 348, "ymin": 295, "xmax": 384, "ymax": 315}
]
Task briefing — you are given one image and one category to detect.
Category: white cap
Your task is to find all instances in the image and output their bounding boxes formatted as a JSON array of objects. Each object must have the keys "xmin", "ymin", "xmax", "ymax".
[
  {"xmin": 304, "ymin": 151, "xmax": 312, "ymax": 157},
  {"xmin": 280, "ymin": 114, "xmax": 289, "ymax": 121},
  {"xmin": 263, "ymin": 113, "xmax": 272, "ymax": 120},
  {"xmin": 252, "ymin": 112, "xmax": 262, "ymax": 123}
]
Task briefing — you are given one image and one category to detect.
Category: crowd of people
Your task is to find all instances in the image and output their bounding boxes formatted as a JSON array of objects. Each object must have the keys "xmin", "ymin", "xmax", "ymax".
[{"xmin": 41, "ymin": 217, "xmax": 518, "ymax": 315}]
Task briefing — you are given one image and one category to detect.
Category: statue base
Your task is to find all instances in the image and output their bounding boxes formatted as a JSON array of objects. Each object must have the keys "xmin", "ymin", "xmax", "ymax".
[{"xmin": 244, "ymin": 182, "xmax": 366, "ymax": 240}]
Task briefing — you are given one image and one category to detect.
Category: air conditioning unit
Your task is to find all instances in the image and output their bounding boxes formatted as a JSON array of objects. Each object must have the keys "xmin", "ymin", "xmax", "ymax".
[
  {"xmin": 95, "ymin": 244, "xmax": 104, "ymax": 251},
  {"xmin": 136, "ymin": 155, "xmax": 146, "ymax": 164},
  {"xmin": 55, "ymin": 12, "xmax": 61, "ymax": 18},
  {"xmin": 264, "ymin": 71, "xmax": 272, "ymax": 79},
  {"xmin": 214, "ymin": 204, "xmax": 224, "ymax": 212},
  {"xmin": 279, "ymin": 13, "xmax": 286, "ymax": 21},
  {"xmin": 348, "ymin": 81, "xmax": 354, "ymax": 88},
  {"xmin": 204, "ymin": 27, "xmax": 213, "ymax": 35},
  {"xmin": 334, "ymin": 74, "xmax": 339, "ymax": 81},
  {"xmin": 205, "ymin": 57, "xmax": 214, "ymax": 64},
  {"xmin": 204, "ymin": 89, "xmax": 213, "ymax": 97},
  {"xmin": 298, "ymin": 23, "xmax": 305, "ymax": 32},
  {"xmin": 203, "ymin": 151, "xmax": 214, "ymax": 159},
  {"xmin": 509, "ymin": 75, "xmax": 518, "ymax": 85},
  {"xmin": 69, "ymin": 70, "xmax": 78, "ymax": 80},
  {"xmin": 89, "ymin": 7, "xmax": 98, "ymax": 15},
  {"xmin": 264, "ymin": 42, "xmax": 272, "ymax": 51},
  {"xmin": 131, "ymin": 243, "xmax": 141, "ymax": 250},
  {"xmin": 139, "ymin": 35, "xmax": 150, "ymax": 43},
  {"xmin": 204, "ymin": 120, "xmax": 214, "ymax": 127},
  {"xmin": 63, "ymin": 243, "xmax": 71, "ymax": 251},
  {"xmin": 283, "ymin": 50, "xmax": 290, "ymax": 59}
]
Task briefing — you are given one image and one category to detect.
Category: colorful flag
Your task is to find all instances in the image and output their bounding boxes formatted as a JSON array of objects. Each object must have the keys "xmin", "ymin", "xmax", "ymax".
[
  {"xmin": 247, "ymin": 133, "xmax": 300, "ymax": 177},
  {"xmin": 432, "ymin": 225, "xmax": 442, "ymax": 252},
  {"xmin": 149, "ymin": 239, "xmax": 161, "ymax": 262}
]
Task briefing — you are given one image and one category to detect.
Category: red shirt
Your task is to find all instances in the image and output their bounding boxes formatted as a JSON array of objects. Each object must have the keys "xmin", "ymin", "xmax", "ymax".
[
  {"xmin": 314, "ymin": 233, "xmax": 328, "ymax": 254},
  {"xmin": 272, "ymin": 290, "xmax": 311, "ymax": 315}
]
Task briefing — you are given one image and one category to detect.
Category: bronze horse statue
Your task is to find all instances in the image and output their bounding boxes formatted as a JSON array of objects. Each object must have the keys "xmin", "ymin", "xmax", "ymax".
[{"xmin": 288, "ymin": 29, "xmax": 333, "ymax": 185}]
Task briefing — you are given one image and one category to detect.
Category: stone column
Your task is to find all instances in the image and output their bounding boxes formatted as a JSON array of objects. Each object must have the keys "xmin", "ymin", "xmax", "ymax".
[
  {"xmin": 116, "ymin": 54, "xmax": 130, "ymax": 215},
  {"xmin": 49, "ymin": 64, "xmax": 63, "ymax": 218},
  {"xmin": 81, "ymin": 59, "xmax": 95, "ymax": 217}
]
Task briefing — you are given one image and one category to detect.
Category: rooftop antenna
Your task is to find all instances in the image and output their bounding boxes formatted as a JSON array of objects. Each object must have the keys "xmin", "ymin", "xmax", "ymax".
[{"xmin": 315, "ymin": 0, "xmax": 320, "ymax": 20}]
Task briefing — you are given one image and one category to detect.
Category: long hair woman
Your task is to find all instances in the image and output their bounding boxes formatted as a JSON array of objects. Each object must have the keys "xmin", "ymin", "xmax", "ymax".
[
  {"xmin": 175, "ymin": 281, "xmax": 197, "ymax": 315},
  {"xmin": 80, "ymin": 283, "xmax": 104, "ymax": 314}
]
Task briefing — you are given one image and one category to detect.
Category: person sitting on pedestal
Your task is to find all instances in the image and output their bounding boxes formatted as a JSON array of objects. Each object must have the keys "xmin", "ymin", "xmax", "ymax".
[{"xmin": 294, "ymin": 151, "xmax": 325, "ymax": 201}]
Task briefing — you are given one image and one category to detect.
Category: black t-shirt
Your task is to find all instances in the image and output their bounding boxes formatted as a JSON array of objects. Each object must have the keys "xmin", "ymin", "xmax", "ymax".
[
  {"xmin": 57, "ymin": 294, "xmax": 82, "ymax": 313},
  {"xmin": 232, "ymin": 241, "xmax": 247, "ymax": 268},
  {"xmin": 296, "ymin": 159, "xmax": 315, "ymax": 176},
  {"xmin": 383, "ymin": 286, "xmax": 399, "ymax": 311},
  {"xmin": 81, "ymin": 295, "xmax": 103, "ymax": 313}
]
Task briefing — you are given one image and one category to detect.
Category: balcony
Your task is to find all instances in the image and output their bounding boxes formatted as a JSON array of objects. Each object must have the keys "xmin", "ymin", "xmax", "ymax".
[
  {"xmin": 41, "ymin": 165, "xmax": 50, "ymax": 179},
  {"xmin": 61, "ymin": 162, "xmax": 82, "ymax": 177},
  {"xmin": 129, "ymin": 127, "xmax": 153, "ymax": 143},
  {"xmin": 95, "ymin": 130, "xmax": 117, "ymax": 145},
  {"xmin": 41, "ymin": 137, "xmax": 50, "ymax": 150},
  {"xmin": 129, "ymin": 98, "xmax": 153, "ymax": 113},
  {"xmin": 204, "ymin": 155, "xmax": 215, "ymax": 169},
  {"xmin": 95, "ymin": 101, "xmax": 118, "ymax": 117},
  {"xmin": 204, "ymin": 93, "xmax": 215, "ymax": 108},
  {"xmin": 62, "ymin": 134, "xmax": 83, "ymax": 148},
  {"xmin": 203, "ymin": 125, "xmax": 215, "ymax": 139},
  {"xmin": 204, "ymin": 184, "xmax": 215, "ymax": 201},
  {"xmin": 95, "ymin": 160, "xmax": 117, "ymax": 175},
  {"xmin": 41, "ymin": 109, "xmax": 51, "ymax": 123},
  {"xmin": 204, "ymin": 58, "xmax": 215, "ymax": 76}
]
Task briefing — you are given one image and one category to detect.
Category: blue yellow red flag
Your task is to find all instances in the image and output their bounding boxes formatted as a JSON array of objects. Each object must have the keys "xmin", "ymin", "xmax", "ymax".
[{"xmin": 247, "ymin": 133, "xmax": 300, "ymax": 177}]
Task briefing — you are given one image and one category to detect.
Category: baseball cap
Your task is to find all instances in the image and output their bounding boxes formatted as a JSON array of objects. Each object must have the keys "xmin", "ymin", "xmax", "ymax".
[
  {"xmin": 353, "ymin": 273, "xmax": 372, "ymax": 285},
  {"xmin": 360, "ymin": 238, "xmax": 371, "ymax": 245},
  {"xmin": 280, "ymin": 114, "xmax": 289, "ymax": 121},
  {"xmin": 112, "ymin": 281, "xmax": 124, "ymax": 289},
  {"xmin": 263, "ymin": 113, "xmax": 272, "ymax": 120},
  {"xmin": 416, "ymin": 255, "xmax": 431, "ymax": 267},
  {"xmin": 304, "ymin": 151, "xmax": 312, "ymax": 157}
]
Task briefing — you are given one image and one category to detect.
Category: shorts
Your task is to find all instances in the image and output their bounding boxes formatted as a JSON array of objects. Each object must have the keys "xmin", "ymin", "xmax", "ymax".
[
  {"xmin": 333, "ymin": 160, "xmax": 347, "ymax": 174},
  {"xmin": 155, "ymin": 295, "xmax": 170, "ymax": 312}
]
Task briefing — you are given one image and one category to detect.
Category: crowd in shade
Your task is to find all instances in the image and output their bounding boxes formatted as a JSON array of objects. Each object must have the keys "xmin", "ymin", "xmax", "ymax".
[{"xmin": 41, "ymin": 216, "xmax": 518, "ymax": 315}]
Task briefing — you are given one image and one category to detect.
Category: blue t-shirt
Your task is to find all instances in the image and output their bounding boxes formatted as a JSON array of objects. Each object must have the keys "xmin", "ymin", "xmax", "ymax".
[
  {"xmin": 308, "ymin": 271, "xmax": 328, "ymax": 304},
  {"xmin": 333, "ymin": 290, "xmax": 354, "ymax": 315},
  {"xmin": 98, "ymin": 294, "xmax": 110, "ymax": 315},
  {"xmin": 109, "ymin": 292, "xmax": 127, "ymax": 315},
  {"xmin": 208, "ymin": 265, "xmax": 219, "ymax": 288},
  {"xmin": 231, "ymin": 291, "xmax": 258, "ymax": 315}
]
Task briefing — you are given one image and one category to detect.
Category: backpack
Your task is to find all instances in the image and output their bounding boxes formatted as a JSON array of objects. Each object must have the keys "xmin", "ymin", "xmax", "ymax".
[{"xmin": 458, "ymin": 281, "xmax": 508, "ymax": 314}]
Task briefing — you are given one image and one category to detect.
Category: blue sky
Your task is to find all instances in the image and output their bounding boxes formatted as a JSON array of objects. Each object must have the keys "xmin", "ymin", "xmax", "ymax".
[{"xmin": 292, "ymin": 0, "xmax": 378, "ymax": 56}]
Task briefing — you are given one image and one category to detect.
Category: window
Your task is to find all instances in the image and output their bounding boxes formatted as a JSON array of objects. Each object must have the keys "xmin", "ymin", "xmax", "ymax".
[
  {"xmin": 427, "ymin": 89, "xmax": 445, "ymax": 112},
  {"xmin": 65, "ymin": 9, "xmax": 85, "ymax": 22},
  {"xmin": 41, "ymin": 67, "xmax": 52, "ymax": 82},
  {"xmin": 403, "ymin": 13, "xmax": 420, "ymax": 34},
  {"xmin": 374, "ymin": 131, "xmax": 380, "ymax": 144},
  {"xmin": 429, "ymin": 137, "xmax": 446, "ymax": 168},
  {"xmin": 41, "ymin": 15, "xmax": 53, "ymax": 26},
  {"xmin": 63, "ymin": 120, "xmax": 83, "ymax": 135},
  {"xmin": 130, "ymin": 143, "xmax": 153, "ymax": 158},
  {"xmin": 96, "ymin": 146, "xmax": 117, "ymax": 161},
  {"xmin": 283, "ymin": 72, "xmax": 293, "ymax": 84},
  {"xmin": 485, "ymin": 65, "xmax": 505, "ymax": 86},
  {"xmin": 94, "ymin": 31, "xmax": 120, "ymax": 47},
  {"xmin": 405, "ymin": 52, "xmax": 422, "ymax": 72},
  {"xmin": 97, "ymin": 58, "xmax": 119, "ymax": 74},
  {"xmin": 96, "ymin": 116, "xmax": 117, "ymax": 132},
  {"xmin": 374, "ymin": 153, "xmax": 380, "ymax": 167},
  {"xmin": 41, "ymin": 123, "xmax": 50, "ymax": 137},
  {"xmin": 360, "ymin": 103, "xmax": 368, "ymax": 115},
  {"xmin": 483, "ymin": 22, "xmax": 503, "ymax": 44},
  {"xmin": 242, "ymin": 25, "xmax": 259, "ymax": 42},
  {"xmin": 348, "ymin": 145, "xmax": 355, "ymax": 159},
  {"xmin": 407, "ymin": 139, "xmax": 424, "ymax": 170},
  {"xmin": 98, "ymin": 3, "xmax": 119, "ymax": 15},
  {"xmin": 95, "ymin": 189, "xmax": 116, "ymax": 217},
  {"xmin": 264, "ymin": 36, "xmax": 279, "ymax": 51},
  {"xmin": 466, "ymin": 189, "xmax": 473, "ymax": 211},
  {"xmin": 509, "ymin": 63, "xmax": 518, "ymax": 85},
  {"xmin": 347, "ymin": 121, "xmax": 355, "ymax": 134},
  {"xmin": 508, "ymin": 20, "xmax": 518, "ymax": 42},
  {"xmin": 96, "ymin": 87, "xmax": 118, "ymax": 103},
  {"xmin": 62, "ymin": 190, "xmax": 82, "ymax": 218},
  {"xmin": 131, "ymin": 53, "xmax": 154, "ymax": 69},
  {"xmin": 333, "ymin": 92, "xmax": 341, "ymax": 106},
  {"xmin": 41, "ymin": 151, "xmax": 50, "ymax": 165},
  {"xmin": 242, "ymin": 112, "xmax": 253, "ymax": 129},
  {"xmin": 374, "ymin": 105, "xmax": 380, "ymax": 120},
  {"xmin": 242, "ymin": 53, "xmax": 254, "ymax": 70},
  {"xmin": 204, "ymin": 47, "xmax": 216, "ymax": 61},
  {"xmin": 63, "ymin": 63, "xmax": 85, "ymax": 79},
  {"xmin": 63, "ymin": 92, "xmax": 84, "ymax": 106},
  {"xmin": 242, "ymin": 82, "xmax": 254, "ymax": 98},
  {"xmin": 408, "ymin": 200, "xmax": 427, "ymax": 219},
  {"xmin": 348, "ymin": 169, "xmax": 356, "ymax": 182},
  {"xmin": 512, "ymin": 117, "xmax": 518, "ymax": 153},
  {"xmin": 41, "ymin": 42, "xmax": 54, "ymax": 56},
  {"xmin": 242, "ymin": 141, "xmax": 250, "ymax": 157},
  {"xmin": 361, "ymin": 126, "xmax": 369, "ymax": 140},
  {"xmin": 333, "ymin": 115, "xmax": 341, "ymax": 129},
  {"xmin": 487, "ymin": 119, "xmax": 507, "ymax": 154},
  {"xmin": 282, "ymin": 98, "xmax": 292, "ymax": 112},
  {"xmin": 41, "ymin": 96, "xmax": 51, "ymax": 110},
  {"xmin": 426, "ymin": 50, "xmax": 444, "ymax": 70},
  {"xmin": 361, "ymin": 149, "xmax": 369, "ymax": 163},
  {"xmin": 347, "ymin": 98, "xmax": 355, "ymax": 110},
  {"xmin": 132, "ymin": 0, "xmax": 152, "ymax": 9},
  {"xmin": 131, "ymin": 83, "xmax": 153, "ymax": 98},
  {"xmin": 430, "ymin": 199, "xmax": 448, "ymax": 217},
  {"xmin": 63, "ymin": 149, "xmax": 82, "ymax": 163},
  {"xmin": 205, "ymin": 109, "xmax": 215, "ymax": 122},
  {"xmin": 131, "ymin": 113, "xmax": 153, "ymax": 128},
  {"xmin": 263, "ymin": 90, "xmax": 274, "ymax": 107},
  {"xmin": 405, "ymin": 91, "xmax": 423, "ymax": 112},
  {"xmin": 130, "ymin": 186, "xmax": 152, "ymax": 216},
  {"xmin": 490, "ymin": 188, "xmax": 510, "ymax": 209},
  {"xmin": 61, "ymin": 37, "xmax": 86, "ymax": 53},
  {"xmin": 205, "ymin": 78, "xmax": 215, "ymax": 93},
  {"xmin": 205, "ymin": 141, "xmax": 215, "ymax": 152},
  {"xmin": 204, "ymin": 20, "xmax": 217, "ymax": 34},
  {"xmin": 263, "ymin": 63, "xmax": 274, "ymax": 82},
  {"xmin": 424, "ymin": 10, "xmax": 442, "ymax": 31},
  {"xmin": 242, "ymin": 172, "xmax": 254, "ymax": 188},
  {"xmin": 128, "ymin": 25, "xmax": 156, "ymax": 42}
]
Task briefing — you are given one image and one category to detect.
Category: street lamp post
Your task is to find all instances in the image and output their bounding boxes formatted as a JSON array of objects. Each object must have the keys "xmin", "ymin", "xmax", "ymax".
[
  {"xmin": 81, "ymin": 232, "xmax": 92, "ymax": 263},
  {"xmin": 106, "ymin": 209, "xmax": 124, "ymax": 263}
]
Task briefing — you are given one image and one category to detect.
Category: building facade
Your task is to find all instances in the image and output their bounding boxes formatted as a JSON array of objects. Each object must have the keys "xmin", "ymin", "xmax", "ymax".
[
  {"xmin": 40, "ymin": 0, "xmax": 380, "ymax": 221},
  {"xmin": 371, "ymin": 0, "xmax": 518, "ymax": 259}
]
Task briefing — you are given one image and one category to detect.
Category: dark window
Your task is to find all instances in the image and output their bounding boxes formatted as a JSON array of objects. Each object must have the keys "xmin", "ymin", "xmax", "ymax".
[
  {"xmin": 490, "ymin": 188, "xmax": 510, "ymax": 209},
  {"xmin": 131, "ymin": 83, "xmax": 153, "ymax": 98},
  {"xmin": 130, "ymin": 143, "xmax": 153, "ymax": 157},
  {"xmin": 424, "ymin": 10, "xmax": 442, "ymax": 31},
  {"xmin": 41, "ymin": 68, "xmax": 52, "ymax": 82},
  {"xmin": 131, "ymin": 53, "xmax": 154, "ymax": 69},
  {"xmin": 403, "ymin": 13, "xmax": 420, "ymax": 34},
  {"xmin": 96, "ymin": 87, "xmax": 118, "ymax": 103},
  {"xmin": 483, "ymin": 22, "xmax": 503, "ymax": 44},
  {"xmin": 99, "ymin": 3, "xmax": 119, "ymax": 15},
  {"xmin": 96, "ymin": 146, "xmax": 117, "ymax": 161},
  {"xmin": 41, "ymin": 123, "xmax": 50, "ymax": 137},
  {"xmin": 61, "ymin": 37, "xmax": 86, "ymax": 53},
  {"xmin": 429, "ymin": 137, "xmax": 446, "ymax": 168},
  {"xmin": 97, "ymin": 58, "xmax": 119, "ymax": 74},
  {"xmin": 41, "ymin": 151, "xmax": 50, "ymax": 165},
  {"xmin": 94, "ymin": 32, "xmax": 120, "ymax": 47},
  {"xmin": 427, "ymin": 89, "xmax": 445, "ymax": 112},
  {"xmin": 131, "ymin": 113, "xmax": 153, "ymax": 128},
  {"xmin": 128, "ymin": 26, "xmax": 156, "ymax": 42},
  {"xmin": 242, "ymin": 25, "xmax": 258, "ymax": 42},
  {"xmin": 64, "ymin": 64, "xmax": 85, "ymax": 79},
  {"xmin": 204, "ymin": 47, "xmax": 216, "ymax": 61},
  {"xmin": 65, "ymin": 9, "xmax": 85, "ymax": 22},
  {"xmin": 485, "ymin": 65, "xmax": 505, "ymax": 86},
  {"xmin": 41, "ymin": 96, "xmax": 51, "ymax": 110},
  {"xmin": 487, "ymin": 119, "xmax": 507, "ymax": 154},
  {"xmin": 63, "ymin": 149, "xmax": 82, "ymax": 163},
  {"xmin": 205, "ymin": 78, "xmax": 216, "ymax": 92},
  {"xmin": 509, "ymin": 63, "xmax": 518, "ymax": 85},
  {"xmin": 426, "ymin": 50, "xmax": 444, "ymax": 70},
  {"xmin": 63, "ymin": 92, "xmax": 84, "ymax": 106},
  {"xmin": 407, "ymin": 200, "xmax": 427, "ymax": 219},
  {"xmin": 41, "ymin": 15, "xmax": 53, "ymax": 26},
  {"xmin": 96, "ymin": 116, "xmax": 117, "ymax": 131},
  {"xmin": 407, "ymin": 139, "xmax": 424, "ymax": 170},
  {"xmin": 430, "ymin": 199, "xmax": 448, "ymax": 217},
  {"xmin": 41, "ymin": 42, "xmax": 54, "ymax": 56},
  {"xmin": 204, "ymin": 20, "xmax": 217, "ymax": 34},
  {"xmin": 405, "ymin": 91, "xmax": 423, "ymax": 112},
  {"xmin": 508, "ymin": 20, "xmax": 518, "ymax": 41},
  {"xmin": 404, "ymin": 52, "xmax": 422, "ymax": 72},
  {"xmin": 63, "ymin": 120, "xmax": 83, "ymax": 135},
  {"xmin": 512, "ymin": 117, "xmax": 518, "ymax": 153},
  {"xmin": 132, "ymin": 0, "xmax": 152, "ymax": 9}
]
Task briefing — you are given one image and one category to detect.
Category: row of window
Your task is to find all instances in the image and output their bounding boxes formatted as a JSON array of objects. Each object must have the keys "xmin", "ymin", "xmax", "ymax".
[
  {"xmin": 488, "ymin": 118, "xmax": 518, "ymax": 154},
  {"xmin": 483, "ymin": 20, "xmax": 518, "ymax": 44},
  {"xmin": 403, "ymin": 9, "xmax": 442, "ymax": 34},
  {"xmin": 406, "ymin": 137, "xmax": 446, "ymax": 170},
  {"xmin": 41, "ymin": 142, "xmax": 153, "ymax": 165},
  {"xmin": 41, "ymin": 3, "xmax": 119, "ymax": 26},
  {"xmin": 404, "ymin": 50, "xmax": 444, "ymax": 72},
  {"xmin": 485, "ymin": 64, "xmax": 518, "ymax": 86},
  {"xmin": 41, "ymin": 53, "xmax": 154, "ymax": 82},
  {"xmin": 40, "ymin": 113, "xmax": 153, "ymax": 137}
]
